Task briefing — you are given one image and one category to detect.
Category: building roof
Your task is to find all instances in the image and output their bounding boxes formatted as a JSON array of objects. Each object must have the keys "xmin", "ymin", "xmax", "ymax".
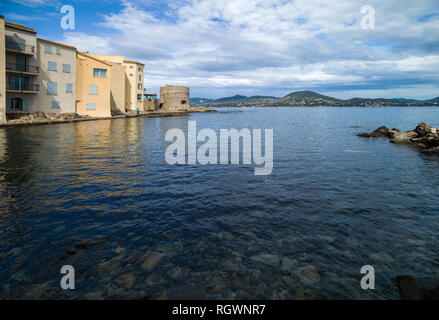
[
  {"xmin": 38, "ymin": 38, "xmax": 76, "ymax": 50},
  {"xmin": 5, "ymin": 20, "xmax": 36, "ymax": 34},
  {"xmin": 77, "ymin": 51, "xmax": 113, "ymax": 67},
  {"xmin": 123, "ymin": 60, "xmax": 145, "ymax": 66}
]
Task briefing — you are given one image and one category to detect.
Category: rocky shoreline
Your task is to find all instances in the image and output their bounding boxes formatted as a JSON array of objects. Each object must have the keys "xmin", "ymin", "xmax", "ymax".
[{"xmin": 358, "ymin": 122, "xmax": 439, "ymax": 152}]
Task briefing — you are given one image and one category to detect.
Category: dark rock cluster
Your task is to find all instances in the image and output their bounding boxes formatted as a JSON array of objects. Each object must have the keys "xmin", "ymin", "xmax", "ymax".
[{"xmin": 358, "ymin": 123, "xmax": 439, "ymax": 151}]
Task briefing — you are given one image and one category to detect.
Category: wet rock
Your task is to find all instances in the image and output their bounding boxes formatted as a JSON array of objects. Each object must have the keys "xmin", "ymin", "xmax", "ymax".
[
  {"xmin": 114, "ymin": 246, "xmax": 126, "ymax": 255},
  {"xmin": 357, "ymin": 132, "xmax": 371, "ymax": 138},
  {"xmin": 169, "ymin": 267, "xmax": 190, "ymax": 281},
  {"xmin": 358, "ymin": 123, "xmax": 439, "ymax": 151},
  {"xmin": 370, "ymin": 126, "xmax": 389, "ymax": 137},
  {"xmin": 250, "ymin": 254, "xmax": 280, "ymax": 267},
  {"xmin": 115, "ymin": 274, "xmax": 136, "ymax": 290},
  {"xmin": 145, "ymin": 274, "xmax": 165, "ymax": 287},
  {"xmin": 396, "ymin": 276, "xmax": 423, "ymax": 300},
  {"xmin": 96, "ymin": 256, "xmax": 123, "ymax": 275},
  {"xmin": 390, "ymin": 133, "xmax": 414, "ymax": 145},
  {"xmin": 280, "ymin": 257, "xmax": 296, "ymax": 275},
  {"xmin": 414, "ymin": 123, "xmax": 433, "ymax": 137},
  {"xmin": 224, "ymin": 233, "xmax": 234, "ymax": 241},
  {"xmin": 223, "ymin": 261, "xmax": 242, "ymax": 273},
  {"xmin": 291, "ymin": 266, "xmax": 321, "ymax": 284},
  {"xmin": 142, "ymin": 252, "xmax": 164, "ymax": 272}
]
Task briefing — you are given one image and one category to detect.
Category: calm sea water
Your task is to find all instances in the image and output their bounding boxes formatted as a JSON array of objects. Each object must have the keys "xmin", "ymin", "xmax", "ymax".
[{"xmin": 1, "ymin": 107, "xmax": 439, "ymax": 300}]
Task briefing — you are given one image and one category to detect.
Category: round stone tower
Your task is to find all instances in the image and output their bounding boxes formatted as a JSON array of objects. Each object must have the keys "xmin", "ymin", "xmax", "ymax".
[{"xmin": 159, "ymin": 84, "xmax": 190, "ymax": 111}]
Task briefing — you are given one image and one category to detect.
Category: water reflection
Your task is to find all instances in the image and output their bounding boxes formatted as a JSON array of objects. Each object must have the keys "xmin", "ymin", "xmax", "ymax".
[{"xmin": 0, "ymin": 109, "xmax": 439, "ymax": 299}]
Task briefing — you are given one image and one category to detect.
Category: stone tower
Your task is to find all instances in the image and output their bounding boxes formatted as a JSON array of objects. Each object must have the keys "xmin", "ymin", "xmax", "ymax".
[{"xmin": 159, "ymin": 84, "xmax": 190, "ymax": 111}]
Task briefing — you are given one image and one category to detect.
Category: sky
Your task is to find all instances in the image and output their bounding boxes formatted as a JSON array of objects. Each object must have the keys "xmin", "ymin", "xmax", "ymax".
[{"xmin": 2, "ymin": 0, "xmax": 439, "ymax": 99}]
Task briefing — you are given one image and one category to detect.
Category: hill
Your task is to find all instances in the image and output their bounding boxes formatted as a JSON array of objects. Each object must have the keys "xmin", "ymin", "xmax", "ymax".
[{"xmin": 191, "ymin": 91, "xmax": 439, "ymax": 107}]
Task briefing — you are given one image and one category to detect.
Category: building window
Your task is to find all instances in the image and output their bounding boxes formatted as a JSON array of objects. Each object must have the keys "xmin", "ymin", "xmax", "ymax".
[
  {"xmin": 89, "ymin": 85, "xmax": 98, "ymax": 95},
  {"xmin": 45, "ymin": 44, "xmax": 52, "ymax": 53},
  {"xmin": 62, "ymin": 64, "xmax": 71, "ymax": 73},
  {"xmin": 56, "ymin": 47, "xmax": 61, "ymax": 55},
  {"xmin": 48, "ymin": 61, "xmax": 57, "ymax": 71},
  {"xmin": 138, "ymin": 83, "xmax": 142, "ymax": 90},
  {"xmin": 51, "ymin": 101, "xmax": 60, "ymax": 109},
  {"xmin": 130, "ymin": 66, "xmax": 133, "ymax": 69},
  {"xmin": 47, "ymin": 81, "xmax": 57, "ymax": 95},
  {"xmin": 138, "ymin": 75, "xmax": 142, "ymax": 81},
  {"xmin": 87, "ymin": 103, "xmax": 96, "ymax": 110},
  {"xmin": 137, "ymin": 94, "xmax": 142, "ymax": 101},
  {"xmin": 130, "ymin": 73, "xmax": 133, "ymax": 77},
  {"xmin": 93, "ymin": 68, "xmax": 107, "ymax": 77},
  {"xmin": 66, "ymin": 83, "xmax": 73, "ymax": 93}
]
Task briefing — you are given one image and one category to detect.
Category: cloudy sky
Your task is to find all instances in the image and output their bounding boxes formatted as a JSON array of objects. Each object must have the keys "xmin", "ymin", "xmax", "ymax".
[{"xmin": 2, "ymin": 0, "xmax": 439, "ymax": 99}]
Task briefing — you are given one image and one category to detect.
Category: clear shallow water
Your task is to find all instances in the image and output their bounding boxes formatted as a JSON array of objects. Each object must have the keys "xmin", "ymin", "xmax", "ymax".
[{"xmin": 1, "ymin": 107, "xmax": 439, "ymax": 300}]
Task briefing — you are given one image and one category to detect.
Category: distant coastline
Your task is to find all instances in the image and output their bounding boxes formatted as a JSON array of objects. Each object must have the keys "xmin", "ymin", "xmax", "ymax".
[{"xmin": 191, "ymin": 90, "xmax": 439, "ymax": 108}]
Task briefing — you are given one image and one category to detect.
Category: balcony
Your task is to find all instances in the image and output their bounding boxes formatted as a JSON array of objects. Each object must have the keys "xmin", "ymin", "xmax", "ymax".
[
  {"xmin": 6, "ymin": 82, "xmax": 40, "ymax": 93},
  {"xmin": 6, "ymin": 62, "xmax": 40, "ymax": 75},
  {"xmin": 5, "ymin": 40, "xmax": 36, "ymax": 55}
]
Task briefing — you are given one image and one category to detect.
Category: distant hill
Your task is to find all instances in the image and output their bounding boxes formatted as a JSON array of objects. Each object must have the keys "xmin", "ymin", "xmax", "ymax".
[
  {"xmin": 215, "ymin": 95, "xmax": 248, "ymax": 102},
  {"xmin": 425, "ymin": 97, "xmax": 439, "ymax": 103},
  {"xmin": 190, "ymin": 97, "xmax": 214, "ymax": 104},
  {"xmin": 283, "ymin": 90, "xmax": 337, "ymax": 100},
  {"xmin": 191, "ymin": 91, "xmax": 439, "ymax": 107}
]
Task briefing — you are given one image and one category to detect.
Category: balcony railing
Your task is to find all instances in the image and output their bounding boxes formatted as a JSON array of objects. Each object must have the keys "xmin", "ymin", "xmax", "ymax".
[
  {"xmin": 6, "ymin": 62, "xmax": 40, "ymax": 74},
  {"xmin": 5, "ymin": 40, "xmax": 35, "ymax": 54},
  {"xmin": 6, "ymin": 82, "xmax": 40, "ymax": 92}
]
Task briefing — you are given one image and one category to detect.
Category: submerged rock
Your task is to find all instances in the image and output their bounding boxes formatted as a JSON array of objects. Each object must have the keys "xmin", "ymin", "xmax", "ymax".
[
  {"xmin": 115, "ymin": 274, "xmax": 136, "ymax": 290},
  {"xmin": 142, "ymin": 252, "xmax": 164, "ymax": 272},
  {"xmin": 280, "ymin": 257, "xmax": 297, "ymax": 275},
  {"xmin": 291, "ymin": 266, "xmax": 321, "ymax": 284},
  {"xmin": 250, "ymin": 254, "xmax": 280, "ymax": 267}
]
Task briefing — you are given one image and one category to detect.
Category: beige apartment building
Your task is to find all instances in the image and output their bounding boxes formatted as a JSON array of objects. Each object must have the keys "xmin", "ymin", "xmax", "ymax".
[
  {"xmin": 123, "ymin": 60, "xmax": 145, "ymax": 112},
  {"xmin": 88, "ymin": 54, "xmax": 145, "ymax": 112},
  {"xmin": 34, "ymin": 38, "xmax": 76, "ymax": 113},
  {"xmin": 76, "ymin": 52, "xmax": 112, "ymax": 118},
  {"xmin": 0, "ymin": 16, "xmax": 6, "ymax": 123},
  {"xmin": 3, "ymin": 20, "xmax": 39, "ymax": 113},
  {"xmin": 1, "ymin": 19, "xmax": 149, "ymax": 120}
]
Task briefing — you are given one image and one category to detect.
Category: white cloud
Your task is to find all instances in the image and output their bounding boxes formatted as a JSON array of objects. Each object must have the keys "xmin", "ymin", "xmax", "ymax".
[{"xmin": 60, "ymin": 0, "xmax": 439, "ymax": 98}]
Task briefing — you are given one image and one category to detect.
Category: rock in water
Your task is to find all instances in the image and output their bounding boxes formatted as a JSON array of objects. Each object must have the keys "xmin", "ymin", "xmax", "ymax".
[
  {"xmin": 142, "ymin": 252, "xmax": 164, "ymax": 271},
  {"xmin": 390, "ymin": 133, "xmax": 414, "ymax": 145},
  {"xmin": 280, "ymin": 257, "xmax": 296, "ymax": 275},
  {"xmin": 291, "ymin": 266, "xmax": 320, "ymax": 284},
  {"xmin": 370, "ymin": 126, "xmax": 389, "ymax": 137},
  {"xmin": 396, "ymin": 276, "xmax": 423, "ymax": 300},
  {"xmin": 250, "ymin": 254, "xmax": 280, "ymax": 267},
  {"xmin": 357, "ymin": 132, "xmax": 371, "ymax": 138},
  {"xmin": 414, "ymin": 123, "xmax": 433, "ymax": 137},
  {"xmin": 115, "ymin": 274, "xmax": 136, "ymax": 290}
]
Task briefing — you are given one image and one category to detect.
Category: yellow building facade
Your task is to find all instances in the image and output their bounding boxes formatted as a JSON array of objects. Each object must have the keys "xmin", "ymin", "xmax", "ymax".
[
  {"xmin": 76, "ymin": 52, "xmax": 112, "ymax": 118},
  {"xmin": 88, "ymin": 54, "xmax": 145, "ymax": 112}
]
